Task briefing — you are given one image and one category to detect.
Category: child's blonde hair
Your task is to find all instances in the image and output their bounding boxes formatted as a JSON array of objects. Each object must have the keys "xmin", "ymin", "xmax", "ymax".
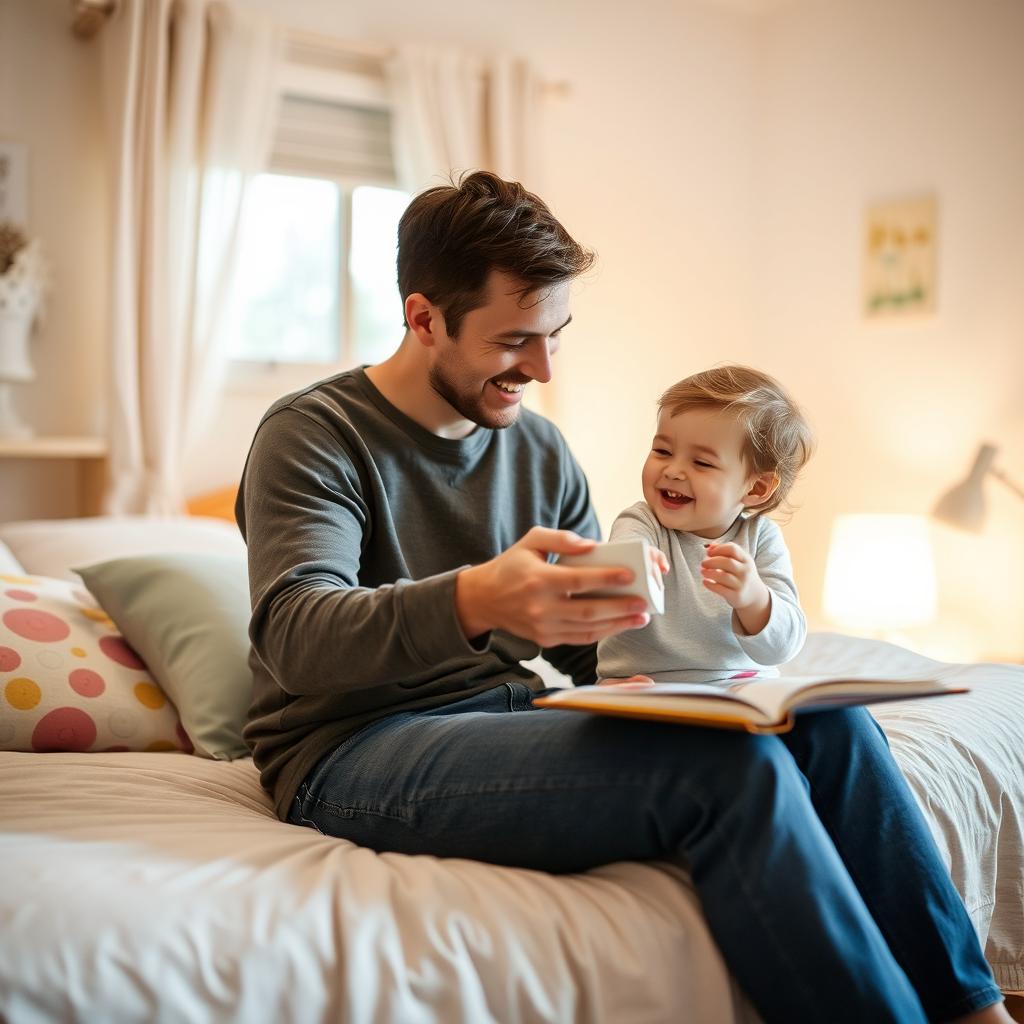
[{"xmin": 658, "ymin": 364, "xmax": 814, "ymax": 518}]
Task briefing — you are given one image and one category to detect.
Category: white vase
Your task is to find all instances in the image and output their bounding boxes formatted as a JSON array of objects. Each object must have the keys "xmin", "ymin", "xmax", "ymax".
[
  {"xmin": 0, "ymin": 303, "xmax": 36, "ymax": 439},
  {"xmin": 0, "ymin": 305, "xmax": 35, "ymax": 381}
]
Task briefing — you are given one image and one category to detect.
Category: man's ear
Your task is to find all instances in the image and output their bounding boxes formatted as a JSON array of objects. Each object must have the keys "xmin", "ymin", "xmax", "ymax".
[
  {"xmin": 743, "ymin": 471, "xmax": 780, "ymax": 510},
  {"xmin": 405, "ymin": 293, "xmax": 440, "ymax": 347}
]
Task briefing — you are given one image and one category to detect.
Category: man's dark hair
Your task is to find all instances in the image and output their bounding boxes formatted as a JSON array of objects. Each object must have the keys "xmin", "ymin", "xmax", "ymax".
[{"xmin": 397, "ymin": 170, "xmax": 595, "ymax": 338}]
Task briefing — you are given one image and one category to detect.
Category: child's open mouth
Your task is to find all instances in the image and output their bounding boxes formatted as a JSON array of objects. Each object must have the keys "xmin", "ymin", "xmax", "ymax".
[{"xmin": 659, "ymin": 489, "xmax": 693, "ymax": 510}]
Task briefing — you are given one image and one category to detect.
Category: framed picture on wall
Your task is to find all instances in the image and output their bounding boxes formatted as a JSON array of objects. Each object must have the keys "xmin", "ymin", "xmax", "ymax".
[{"xmin": 863, "ymin": 195, "xmax": 937, "ymax": 320}]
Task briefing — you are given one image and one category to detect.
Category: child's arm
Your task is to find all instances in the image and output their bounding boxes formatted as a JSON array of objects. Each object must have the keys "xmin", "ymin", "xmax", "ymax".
[{"xmin": 701, "ymin": 519, "xmax": 806, "ymax": 665}]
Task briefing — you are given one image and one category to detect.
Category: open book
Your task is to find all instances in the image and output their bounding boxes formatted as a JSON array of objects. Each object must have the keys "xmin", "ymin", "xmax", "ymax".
[{"xmin": 532, "ymin": 675, "xmax": 968, "ymax": 734}]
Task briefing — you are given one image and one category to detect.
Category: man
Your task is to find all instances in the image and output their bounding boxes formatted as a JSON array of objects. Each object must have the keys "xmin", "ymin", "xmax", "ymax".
[{"xmin": 236, "ymin": 172, "xmax": 1007, "ymax": 1024}]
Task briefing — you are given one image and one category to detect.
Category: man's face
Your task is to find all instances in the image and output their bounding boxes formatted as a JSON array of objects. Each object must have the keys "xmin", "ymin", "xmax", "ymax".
[
  {"xmin": 641, "ymin": 407, "xmax": 757, "ymax": 539},
  {"xmin": 427, "ymin": 270, "xmax": 572, "ymax": 430}
]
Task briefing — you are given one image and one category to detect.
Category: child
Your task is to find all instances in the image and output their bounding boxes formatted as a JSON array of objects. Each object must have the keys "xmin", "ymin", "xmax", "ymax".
[{"xmin": 597, "ymin": 364, "xmax": 814, "ymax": 685}]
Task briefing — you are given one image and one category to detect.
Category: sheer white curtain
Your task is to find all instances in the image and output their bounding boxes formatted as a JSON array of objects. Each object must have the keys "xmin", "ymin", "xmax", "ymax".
[
  {"xmin": 101, "ymin": 0, "xmax": 281, "ymax": 514},
  {"xmin": 385, "ymin": 46, "xmax": 541, "ymax": 194}
]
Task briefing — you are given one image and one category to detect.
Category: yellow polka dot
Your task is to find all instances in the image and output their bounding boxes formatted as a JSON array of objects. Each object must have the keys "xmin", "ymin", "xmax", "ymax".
[
  {"xmin": 70, "ymin": 647, "xmax": 87, "ymax": 658},
  {"xmin": 5, "ymin": 677, "xmax": 41, "ymax": 710},
  {"xmin": 80, "ymin": 608, "xmax": 114, "ymax": 625},
  {"xmin": 145, "ymin": 740, "xmax": 177, "ymax": 752},
  {"xmin": 0, "ymin": 574, "xmax": 36, "ymax": 585},
  {"xmin": 134, "ymin": 682, "xmax": 166, "ymax": 709}
]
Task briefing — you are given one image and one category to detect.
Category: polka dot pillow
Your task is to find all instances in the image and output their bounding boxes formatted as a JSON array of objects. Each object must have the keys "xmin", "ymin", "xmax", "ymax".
[{"xmin": 0, "ymin": 573, "xmax": 193, "ymax": 754}]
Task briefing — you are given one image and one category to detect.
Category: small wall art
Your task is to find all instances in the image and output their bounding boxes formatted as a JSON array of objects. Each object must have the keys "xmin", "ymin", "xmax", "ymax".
[{"xmin": 863, "ymin": 195, "xmax": 937, "ymax": 320}]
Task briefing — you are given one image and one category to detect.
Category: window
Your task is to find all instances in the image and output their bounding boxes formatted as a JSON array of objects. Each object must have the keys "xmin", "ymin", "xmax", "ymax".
[
  {"xmin": 227, "ymin": 45, "xmax": 410, "ymax": 373},
  {"xmin": 228, "ymin": 176, "xmax": 409, "ymax": 367}
]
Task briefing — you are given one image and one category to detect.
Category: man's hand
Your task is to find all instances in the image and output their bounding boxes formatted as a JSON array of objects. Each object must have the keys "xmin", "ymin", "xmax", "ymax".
[
  {"xmin": 455, "ymin": 527, "xmax": 653, "ymax": 646},
  {"xmin": 701, "ymin": 542, "xmax": 771, "ymax": 635}
]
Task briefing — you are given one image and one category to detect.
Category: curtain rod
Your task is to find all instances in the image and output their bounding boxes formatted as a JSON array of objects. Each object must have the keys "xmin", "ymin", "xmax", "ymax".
[
  {"xmin": 71, "ymin": 0, "xmax": 116, "ymax": 39},
  {"xmin": 67, "ymin": 8, "xmax": 571, "ymax": 96}
]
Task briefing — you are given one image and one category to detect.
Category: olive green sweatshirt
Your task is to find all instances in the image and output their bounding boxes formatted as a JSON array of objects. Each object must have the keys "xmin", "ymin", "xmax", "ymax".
[{"xmin": 236, "ymin": 367, "xmax": 600, "ymax": 820}]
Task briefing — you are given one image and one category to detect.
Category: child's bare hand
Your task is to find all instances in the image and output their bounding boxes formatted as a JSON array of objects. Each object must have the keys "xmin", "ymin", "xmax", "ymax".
[
  {"xmin": 701, "ymin": 542, "xmax": 769, "ymax": 612},
  {"xmin": 648, "ymin": 547, "xmax": 669, "ymax": 586},
  {"xmin": 598, "ymin": 675, "xmax": 655, "ymax": 688}
]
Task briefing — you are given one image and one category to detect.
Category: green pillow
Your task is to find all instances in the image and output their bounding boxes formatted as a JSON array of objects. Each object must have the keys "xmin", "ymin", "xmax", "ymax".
[{"xmin": 75, "ymin": 553, "xmax": 252, "ymax": 759}]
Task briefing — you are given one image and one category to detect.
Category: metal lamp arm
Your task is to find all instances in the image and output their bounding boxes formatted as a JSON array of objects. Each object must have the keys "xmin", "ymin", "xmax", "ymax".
[{"xmin": 992, "ymin": 467, "xmax": 1024, "ymax": 502}]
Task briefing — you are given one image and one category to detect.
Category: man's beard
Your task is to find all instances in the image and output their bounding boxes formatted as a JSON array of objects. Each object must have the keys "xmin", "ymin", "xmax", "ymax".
[{"xmin": 428, "ymin": 355, "xmax": 522, "ymax": 431}]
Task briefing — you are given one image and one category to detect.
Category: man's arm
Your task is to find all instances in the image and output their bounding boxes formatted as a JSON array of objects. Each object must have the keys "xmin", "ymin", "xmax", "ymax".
[
  {"xmin": 243, "ymin": 409, "xmax": 648, "ymax": 697},
  {"xmin": 242, "ymin": 408, "xmax": 492, "ymax": 698}
]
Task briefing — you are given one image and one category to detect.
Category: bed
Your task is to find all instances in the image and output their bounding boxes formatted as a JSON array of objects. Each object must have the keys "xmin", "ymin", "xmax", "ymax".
[{"xmin": 0, "ymin": 515, "xmax": 1021, "ymax": 1023}]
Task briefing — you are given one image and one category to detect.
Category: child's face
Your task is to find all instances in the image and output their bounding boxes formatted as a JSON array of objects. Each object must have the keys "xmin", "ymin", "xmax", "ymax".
[{"xmin": 642, "ymin": 407, "xmax": 768, "ymax": 539}]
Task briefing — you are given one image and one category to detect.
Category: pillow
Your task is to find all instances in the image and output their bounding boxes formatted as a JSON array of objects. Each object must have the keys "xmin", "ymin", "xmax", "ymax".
[
  {"xmin": 76, "ymin": 553, "xmax": 252, "ymax": 760},
  {"xmin": 0, "ymin": 515, "xmax": 245, "ymax": 583},
  {"xmin": 0, "ymin": 540, "xmax": 24, "ymax": 575},
  {"xmin": 0, "ymin": 573, "xmax": 192, "ymax": 754}
]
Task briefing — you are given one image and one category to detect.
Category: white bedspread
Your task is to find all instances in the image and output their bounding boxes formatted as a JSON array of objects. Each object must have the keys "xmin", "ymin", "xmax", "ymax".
[{"xmin": 1, "ymin": 634, "xmax": 1022, "ymax": 1023}]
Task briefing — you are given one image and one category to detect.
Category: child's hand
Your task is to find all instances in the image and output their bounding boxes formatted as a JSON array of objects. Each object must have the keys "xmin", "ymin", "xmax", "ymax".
[
  {"xmin": 701, "ymin": 542, "xmax": 769, "ymax": 615},
  {"xmin": 648, "ymin": 547, "xmax": 669, "ymax": 588},
  {"xmin": 598, "ymin": 675, "xmax": 655, "ymax": 688}
]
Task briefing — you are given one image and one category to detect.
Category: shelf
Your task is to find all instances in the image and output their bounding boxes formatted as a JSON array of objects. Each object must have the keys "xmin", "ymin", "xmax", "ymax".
[{"xmin": 0, "ymin": 436, "xmax": 108, "ymax": 459}]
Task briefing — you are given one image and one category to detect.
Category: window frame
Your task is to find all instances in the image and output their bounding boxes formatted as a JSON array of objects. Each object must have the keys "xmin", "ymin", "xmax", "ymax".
[{"xmin": 226, "ymin": 46, "xmax": 401, "ymax": 396}]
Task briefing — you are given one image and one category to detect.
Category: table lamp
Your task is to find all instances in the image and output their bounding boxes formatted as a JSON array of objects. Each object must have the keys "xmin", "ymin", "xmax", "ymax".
[
  {"xmin": 933, "ymin": 443, "xmax": 1024, "ymax": 532},
  {"xmin": 823, "ymin": 514, "xmax": 937, "ymax": 638}
]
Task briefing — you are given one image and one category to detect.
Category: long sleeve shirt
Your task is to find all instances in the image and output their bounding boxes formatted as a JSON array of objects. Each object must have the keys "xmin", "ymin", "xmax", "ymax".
[
  {"xmin": 596, "ymin": 501, "xmax": 806, "ymax": 685},
  {"xmin": 236, "ymin": 367, "xmax": 600, "ymax": 819}
]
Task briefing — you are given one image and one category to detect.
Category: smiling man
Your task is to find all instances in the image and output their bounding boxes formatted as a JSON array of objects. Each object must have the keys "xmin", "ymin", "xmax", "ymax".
[{"xmin": 236, "ymin": 172, "xmax": 1009, "ymax": 1024}]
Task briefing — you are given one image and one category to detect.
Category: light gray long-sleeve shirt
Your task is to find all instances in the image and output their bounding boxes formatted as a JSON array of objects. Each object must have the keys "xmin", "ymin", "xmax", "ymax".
[
  {"xmin": 596, "ymin": 501, "xmax": 806, "ymax": 684},
  {"xmin": 236, "ymin": 367, "xmax": 601, "ymax": 820}
]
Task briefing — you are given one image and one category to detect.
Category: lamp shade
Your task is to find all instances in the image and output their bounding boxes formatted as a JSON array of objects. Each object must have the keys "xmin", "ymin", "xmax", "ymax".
[
  {"xmin": 932, "ymin": 443, "xmax": 998, "ymax": 533},
  {"xmin": 823, "ymin": 514, "xmax": 937, "ymax": 632}
]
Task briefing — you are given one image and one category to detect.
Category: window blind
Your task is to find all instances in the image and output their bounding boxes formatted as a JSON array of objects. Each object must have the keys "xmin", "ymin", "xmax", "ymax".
[{"xmin": 269, "ymin": 93, "xmax": 397, "ymax": 186}]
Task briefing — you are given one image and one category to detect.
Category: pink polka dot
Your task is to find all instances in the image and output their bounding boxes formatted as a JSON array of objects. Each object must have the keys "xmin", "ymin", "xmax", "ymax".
[
  {"xmin": 4, "ymin": 589, "xmax": 38, "ymax": 602},
  {"xmin": 69, "ymin": 668, "xmax": 106, "ymax": 698},
  {"xmin": 98, "ymin": 635, "xmax": 146, "ymax": 669},
  {"xmin": 176, "ymin": 722, "xmax": 194, "ymax": 755},
  {"xmin": 0, "ymin": 646, "xmax": 20, "ymax": 671},
  {"xmin": 2, "ymin": 608, "xmax": 71, "ymax": 643},
  {"xmin": 32, "ymin": 707, "xmax": 97, "ymax": 752}
]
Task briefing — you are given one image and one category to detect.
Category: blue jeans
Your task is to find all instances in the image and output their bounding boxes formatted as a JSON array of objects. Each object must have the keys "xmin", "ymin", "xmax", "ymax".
[{"xmin": 288, "ymin": 682, "xmax": 1001, "ymax": 1023}]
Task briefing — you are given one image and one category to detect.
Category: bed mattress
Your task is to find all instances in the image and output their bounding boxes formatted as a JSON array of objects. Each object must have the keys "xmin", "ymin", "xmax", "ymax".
[{"xmin": 1, "ymin": 633, "xmax": 1021, "ymax": 1023}]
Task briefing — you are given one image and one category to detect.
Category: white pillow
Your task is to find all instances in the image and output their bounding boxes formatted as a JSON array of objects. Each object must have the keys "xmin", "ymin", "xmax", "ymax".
[
  {"xmin": 0, "ymin": 540, "xmax": 24, "ymax": 576},
  {"xmin": 0, "ymin": 516, "xmax": 245, "ymax": 582}
]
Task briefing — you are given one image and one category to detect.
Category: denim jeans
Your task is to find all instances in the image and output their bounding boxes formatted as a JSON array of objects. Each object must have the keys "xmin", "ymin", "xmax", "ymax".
[{"xmin": 288, "ymin": 682, "xmax": 1001, "ymax": 1023}]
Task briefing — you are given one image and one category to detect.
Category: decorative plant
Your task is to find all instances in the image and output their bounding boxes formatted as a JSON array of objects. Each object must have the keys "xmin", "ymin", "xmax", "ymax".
[
  {"xmin": 0, "ymin": 221, "xmax": 28, "ymax": 275},
  {"xmin": 0, "ymin": 220, "xmax": 48, "ymax": 321}
]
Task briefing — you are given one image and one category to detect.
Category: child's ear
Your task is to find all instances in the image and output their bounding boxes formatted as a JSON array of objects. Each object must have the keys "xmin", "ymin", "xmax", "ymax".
[{"xmin": 743, "ymin": 472, "xmax": 779, "ymax": 509}]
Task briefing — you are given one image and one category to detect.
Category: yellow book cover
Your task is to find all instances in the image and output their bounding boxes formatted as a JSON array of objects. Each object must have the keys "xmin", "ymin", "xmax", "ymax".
[{"xmin": 532, "ymin": 676, "xmax": 968, "ymax": 734}]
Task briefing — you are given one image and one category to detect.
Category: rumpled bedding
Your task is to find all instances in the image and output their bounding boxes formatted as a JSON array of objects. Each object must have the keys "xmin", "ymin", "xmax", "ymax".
[{"xmin": 0, "ymin": 632, "xmax": 1021, "ymax": 1023}]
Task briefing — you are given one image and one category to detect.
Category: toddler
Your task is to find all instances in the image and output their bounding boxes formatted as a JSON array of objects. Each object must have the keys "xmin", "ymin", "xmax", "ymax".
[{"xmin": 598, "ymin": 364, "xmax": 814, "ymax": 684}]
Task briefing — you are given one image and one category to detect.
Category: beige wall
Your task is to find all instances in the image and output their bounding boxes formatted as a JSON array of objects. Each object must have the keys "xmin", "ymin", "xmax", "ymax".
[
  {"xmin": 0, "ymin": 0, "xmax": 108, "ymax": 518},
  {"xmin": 746, "ymin": 0, "xmax": 1024, "ymax": 658},
  {"xmin": 6, "ymin": 0, "xmax": 1022, "ymax": 658}
]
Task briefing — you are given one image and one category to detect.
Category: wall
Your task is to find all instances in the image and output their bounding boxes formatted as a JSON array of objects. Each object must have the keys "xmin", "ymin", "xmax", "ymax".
[
  {"xmin": 747, "ymin": 0, "xmax": 1024, "ymax": 658},
  {"xmin": 5, "ymin": 0, "xmax": 1022, "ymax": 658},
  {"xmin": 188, "ymin": 0, "xmax": 758, "ymax": 502},
  {"xmin": 0, "ymin": 0, "xmax": 108, "ymax": 518}
]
